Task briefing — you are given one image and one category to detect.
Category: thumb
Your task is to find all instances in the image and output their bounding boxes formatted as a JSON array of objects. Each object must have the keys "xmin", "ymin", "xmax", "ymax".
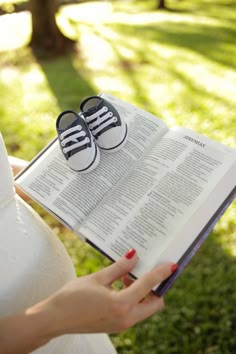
[{"xmin": 95, "ymin": 248, "xmax": 138, "ymax": 286}]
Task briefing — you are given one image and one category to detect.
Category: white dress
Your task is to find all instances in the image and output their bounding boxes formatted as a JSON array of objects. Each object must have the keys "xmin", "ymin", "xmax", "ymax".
[{"xmin": 0, "ymin": 134, "xmax": 116, "ymax": 354}]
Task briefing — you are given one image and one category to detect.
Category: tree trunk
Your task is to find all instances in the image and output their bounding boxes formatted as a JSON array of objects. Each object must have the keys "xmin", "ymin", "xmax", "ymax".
[
  {"xmin": 157, "ymin": 0, "xmax": 166, "ymax": 9},
  {"xmin": 30, "ymin": 0, "xmax": 75, "ymax": 56}
]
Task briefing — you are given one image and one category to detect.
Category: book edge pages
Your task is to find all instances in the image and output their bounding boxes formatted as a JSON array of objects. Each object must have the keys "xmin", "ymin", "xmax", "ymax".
[{"xmin": 154, "ymin": 186, "xmax": 236, "ymax": 296}]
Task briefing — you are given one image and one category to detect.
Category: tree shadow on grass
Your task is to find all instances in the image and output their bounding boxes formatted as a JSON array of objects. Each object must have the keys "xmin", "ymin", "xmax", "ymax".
[
  {"xmin": 189, "ymin": 0, "xmax": 236, "ymax": 26},
  {"xmin": 33, "ymin": 51, "xmax": 96, "ymax": 112},
  {"xmin": 110, "ymin": 21, "xmax": 236, "ymax": 71}
]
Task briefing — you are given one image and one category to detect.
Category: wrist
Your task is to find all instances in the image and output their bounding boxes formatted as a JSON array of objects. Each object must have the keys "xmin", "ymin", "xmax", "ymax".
[
  {"xmin": 25, "ymin": 300, "xmax": 59, "ymax": 347},
  {"xmin": 0, "ymin": 300, "xmax": 58, "ymax": 354}
]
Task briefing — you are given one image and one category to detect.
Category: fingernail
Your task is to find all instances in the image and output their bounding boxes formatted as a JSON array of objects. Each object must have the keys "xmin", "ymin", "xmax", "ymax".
[
  {"xmin": 125, "ymin": 248, "xmax": 136, "ymax": 259},
  {"xmin": 171, "ymin": 264, "xmax": 179, "ymax": 273}
]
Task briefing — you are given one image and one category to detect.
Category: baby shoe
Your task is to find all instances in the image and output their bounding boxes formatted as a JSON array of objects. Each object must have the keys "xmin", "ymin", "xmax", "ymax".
[
  {"xmin": 56, "ymin": 110, "xmax": 100, "ymax": 173},
  {"xmin": 80, "ymin": 96, "xmax": 128, "ymax": 152}
]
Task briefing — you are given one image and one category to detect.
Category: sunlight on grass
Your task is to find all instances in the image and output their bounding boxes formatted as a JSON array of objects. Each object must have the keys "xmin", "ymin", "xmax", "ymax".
[
  {"xmin": 0, "ymin": 56, "xmax": 58, "ymax": 157},
  {"xmin": 79, "ymin": 28, "xmax": 115, "ymax": 70},
  {"xmin": 0, "ymin": 0, "xmax": 24, "ymax": 3},
  {"xmin": 0, "ymin": 12, "xmax": 30, "ymax": 51},
  {"xmin": 61, "ymin": 1, "xmax": 113, "ymax": 24}
]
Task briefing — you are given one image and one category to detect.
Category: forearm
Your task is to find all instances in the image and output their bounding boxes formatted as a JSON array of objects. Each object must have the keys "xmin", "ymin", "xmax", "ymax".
[{"xmin": 0, "ymin": 302, "xmax": 56, "ymax": 354}]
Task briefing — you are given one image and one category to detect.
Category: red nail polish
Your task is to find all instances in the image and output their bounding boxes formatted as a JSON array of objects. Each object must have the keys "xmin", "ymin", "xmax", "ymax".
[
  {"xmin": 171, "ymin": 264, "xmax": 178, "ymax": 273},
  {"xmin": 125, "ymin": 248, "xmax": 136, "ymax": 259}
]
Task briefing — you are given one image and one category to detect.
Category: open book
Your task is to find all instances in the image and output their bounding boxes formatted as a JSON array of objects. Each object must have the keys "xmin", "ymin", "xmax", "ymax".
[{"xmin": 15, "ymin": 93, "xmax": 236, "ymax": 295}]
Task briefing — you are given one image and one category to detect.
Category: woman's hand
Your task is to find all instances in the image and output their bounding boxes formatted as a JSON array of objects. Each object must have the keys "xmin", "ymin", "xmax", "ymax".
[
  {"xmin": 33, "ymin": 249, "xmax": 175, "ymax": 335},
  {"xmin": 0, "ymin": 250, "xmax": 176, "ymax": 354}
]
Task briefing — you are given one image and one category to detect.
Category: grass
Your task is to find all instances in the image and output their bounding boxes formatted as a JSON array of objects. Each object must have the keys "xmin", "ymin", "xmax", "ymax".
[{"xmin": 0, "ymin": 0, "xmax": 236, "ymax": 353}]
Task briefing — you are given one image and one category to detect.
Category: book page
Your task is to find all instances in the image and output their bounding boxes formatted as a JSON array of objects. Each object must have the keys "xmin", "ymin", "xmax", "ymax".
[
  {"xmin": 80, "ymin": 127, "xmax": 236, "ymax": 276},
  {"xmin": 16, "ymin": 94, "xmax": 168, "ymax": 232}
]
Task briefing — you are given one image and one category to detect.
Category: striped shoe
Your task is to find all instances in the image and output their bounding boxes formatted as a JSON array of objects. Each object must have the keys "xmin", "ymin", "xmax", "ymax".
[
  {"xmin": 56, "ymin": 110, "xmax": 100, "ymax": 173},
  {"xmin": 80, "ymin": 96, "xmax": 128, "ymax": 152}
]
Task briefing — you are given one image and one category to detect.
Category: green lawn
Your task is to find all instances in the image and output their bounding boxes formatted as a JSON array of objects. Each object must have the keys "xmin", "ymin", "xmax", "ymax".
[{"xmin": 0, "ymin": 0, "xmax": 236, "ymax": 353}]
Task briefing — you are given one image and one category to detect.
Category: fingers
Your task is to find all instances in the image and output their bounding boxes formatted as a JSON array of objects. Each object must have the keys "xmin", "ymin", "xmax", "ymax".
[
  {"xmin": 120, "ymin": 262, "xmax": 174, "ymax": 303},
  {"xmin": 128, "ymin": 293, "xmax": 165, "ymax": 326},
  {"xmin": 92, "ymin": 254, "xmax": 175, "ymax": 331},
  {"xmin": 95, "ymin": 249, "xmax": 138, "ymax": 286}
]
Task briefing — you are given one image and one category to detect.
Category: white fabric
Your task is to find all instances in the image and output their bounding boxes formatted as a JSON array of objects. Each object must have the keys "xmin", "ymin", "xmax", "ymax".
[{"xmin": 0, "ymin": 133, "xmax": 117, "ymax": 354}]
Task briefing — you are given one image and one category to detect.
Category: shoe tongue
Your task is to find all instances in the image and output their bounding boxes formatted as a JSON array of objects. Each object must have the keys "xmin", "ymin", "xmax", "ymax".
[
  {"xmin": 69, "ymin": 118, "xmax": 80, "ymax": 129},
  {"xmin": 59, "ymin": 115, "xmax": 83, "ymax": 143},
  {"xmin": 58, "ymin": 111, "xmax": 79, "ymax": 132},
  {"xmin": 86, "ymin": 106, "xmax": 98, "ymax": 115},
  {"xmin": 82, "ymin": 97, "xmax": 103, "ymax": 115}
]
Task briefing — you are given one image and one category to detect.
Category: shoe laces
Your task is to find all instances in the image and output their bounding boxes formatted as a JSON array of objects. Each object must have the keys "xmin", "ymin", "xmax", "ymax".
[
  {"xmin": 60, "ymin": 125, "xmax": 90, "ymax": 154},
  {"xmin": 85, "ymin": 106, "xmax": 117, "ymax": 136}
]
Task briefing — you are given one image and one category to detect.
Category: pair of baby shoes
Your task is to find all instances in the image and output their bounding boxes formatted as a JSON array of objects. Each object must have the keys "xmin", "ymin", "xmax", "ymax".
[{"xmin": 56, "ymin": 96, "xmax": 128, "ymax": 173}]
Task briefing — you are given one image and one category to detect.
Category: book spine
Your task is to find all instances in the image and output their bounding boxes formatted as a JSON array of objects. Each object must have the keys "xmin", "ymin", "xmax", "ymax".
[{"xmin": 86, "ymin": 239, "xmax": 116, "ymax": 263}]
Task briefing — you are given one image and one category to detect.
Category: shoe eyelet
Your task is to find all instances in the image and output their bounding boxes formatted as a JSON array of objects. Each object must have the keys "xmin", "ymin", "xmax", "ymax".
[
  {"xmin": 62, "ymin": 148, "xmax": 66, "ymax": 153},
  {"xmin": 61, "ymin": 142, "xmax": 65, "ymax": 147},
  {"xmin": 113, "ymin": 117, "xmax": 117, "ymax": 122},
  {"xmin": 104, "ymin": 106, "xmax": 108, "ymax": 112},
  {"xmin": 60, "ymin": 135, "xmax": 64, "ymax": 140},
  {"xmin": 86, "ymin": 137, "xmax": 90, "ymax": 143},
  {"xmin": 77, "ymin": 125, "xmax": 82, "ymax": 131},
  {"xmin": 109, "ymin": 112, "xmax": 113, "ymax": 117}
]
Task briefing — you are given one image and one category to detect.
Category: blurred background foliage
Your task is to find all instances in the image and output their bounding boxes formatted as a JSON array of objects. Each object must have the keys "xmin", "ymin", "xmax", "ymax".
[{"xmin": 0, "ymin": 0, "xmax": 236, "ymax": 353}]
